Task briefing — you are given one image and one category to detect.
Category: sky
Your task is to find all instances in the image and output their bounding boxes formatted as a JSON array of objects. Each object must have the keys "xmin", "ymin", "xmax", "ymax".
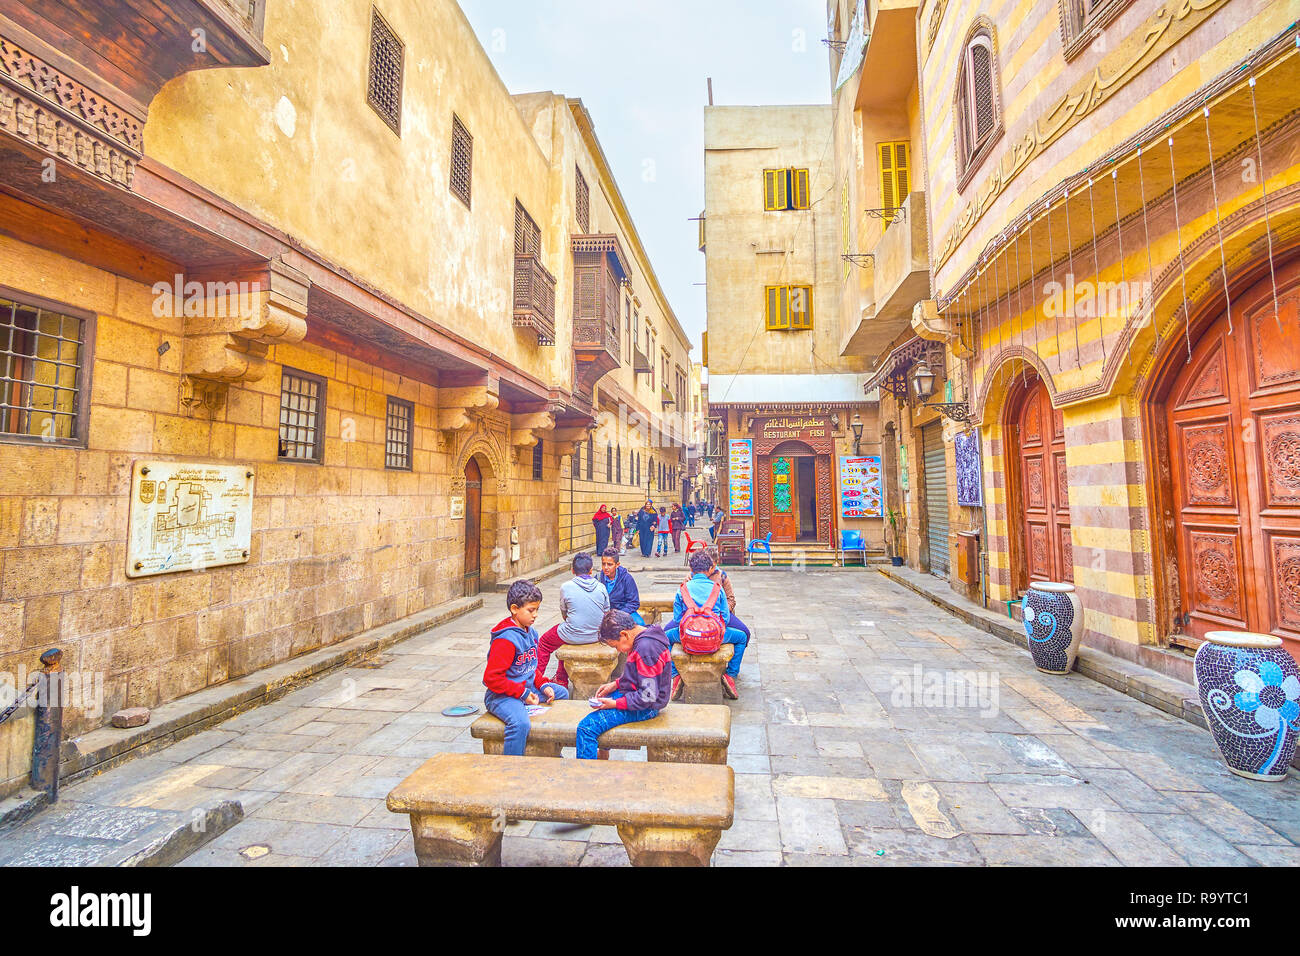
[{"xmin": 456, "ymin": 0, "xmax": 832, "ymax": 358}]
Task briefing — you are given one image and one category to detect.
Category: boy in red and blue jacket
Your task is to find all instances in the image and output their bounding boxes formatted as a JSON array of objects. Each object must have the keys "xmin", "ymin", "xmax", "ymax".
[
  {"xmin": 577, "ymin": 609, "xmax": 671, "ymax": 759},
  {"xmin": 484, "ymin": 580, "xmax": 570, "ymax": 756}
]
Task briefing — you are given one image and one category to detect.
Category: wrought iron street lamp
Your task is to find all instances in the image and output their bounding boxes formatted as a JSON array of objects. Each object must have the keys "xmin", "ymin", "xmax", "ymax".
[{"xmin": 850, "ymin": 412, "xmax": 864, "ymax": 456}]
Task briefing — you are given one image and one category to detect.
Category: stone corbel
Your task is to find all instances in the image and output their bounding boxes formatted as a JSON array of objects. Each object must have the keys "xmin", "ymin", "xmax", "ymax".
[
  {"xmin": 181, "ymin": 259, "xmax": 310, "ymax": 384},
  {"xmin": 509, "ymin": 410, "xmax": 556, "ymax": 462},
  {"xmin": 912, "ymin": 299, "xmax": 974, "ymax": 359},
  {"xmin": 438, "ymin": 378, "xmax": 501, "ymax": 436}
]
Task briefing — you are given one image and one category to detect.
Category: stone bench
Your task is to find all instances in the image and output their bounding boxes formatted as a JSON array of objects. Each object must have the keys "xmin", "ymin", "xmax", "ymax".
[
  {"xmin": 637, "ymin": 591, "xmax": 676, "ymax": 625},
  {"xmin": 553, "ymin": 643, "xmax": 621, "ymax": 699},
  {"xmin": 470, "ymin": 700, "xmax": 731, "ymax": 764},
  {"xmin": 671, "ymin": 646, "xmax": 734, "ymax": 704},
  {"xmin": 387, "ymin": 753, "xmax": 734, "ymax": 867}
]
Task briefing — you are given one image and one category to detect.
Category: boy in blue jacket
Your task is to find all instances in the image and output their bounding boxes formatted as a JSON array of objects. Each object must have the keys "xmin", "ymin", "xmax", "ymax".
[
  {"xmin": 483, "ymin": 580, "xmax": 570, "ymax": 756},
  {"xmin": 578, "ymin": 609, "xmax": 671, "ymax": 759},
  {"xmin": 664, "ymin": 550, "xmax": 749, "ymax": 700},
  {"xmin": 600, "ymin": 547, "xmax": 644, "ymax": 625}
]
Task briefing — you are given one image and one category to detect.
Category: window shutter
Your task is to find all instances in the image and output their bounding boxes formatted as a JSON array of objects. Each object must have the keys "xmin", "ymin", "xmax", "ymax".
[
  {"xmin": 766, "ymin": 286, "xmax": 791, "ymax": 331},
  {"xmin": 894, "ymin": 143, "xmax": 910, "ymax": 204},
  {"xmin": 792, "ymin": 169, "xmax": 810, "ymax": 209},
  {"xmin": 791, "ymin": 286, "xmax": 813, "ymax": 330},
  {"xmin": 763, "ymin": 170, "xmax": 778, "ymax": 210},
  {"xmin": 879, "ymin": 143, "xmax": 896, "ymax": 234}
]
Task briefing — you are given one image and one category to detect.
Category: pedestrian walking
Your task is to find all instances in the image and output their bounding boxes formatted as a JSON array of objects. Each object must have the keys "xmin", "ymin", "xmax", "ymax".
[
  {"xmin": 592, "ymin": 504, "xmax": 611, "ymax": 555},
  {"xmin": 635, "ymin": 502, "xmax": 656, "ymax": 558},
  {"xmin": 669, "ymin": 504, "xmax": 684, "ymax": 553}
]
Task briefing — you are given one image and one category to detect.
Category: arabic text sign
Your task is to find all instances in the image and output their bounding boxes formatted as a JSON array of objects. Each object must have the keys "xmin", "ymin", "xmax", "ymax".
[
  {"xmin": 127, "ymin": 461, "xmax": 254, "ymax": 578},
  {"xmin": 728, "ymin": 439, "xmax": 754, "ymax": 517},
  {"xmin": 839, "ymin": 456, "xmax": 883, "ymax": 518}
]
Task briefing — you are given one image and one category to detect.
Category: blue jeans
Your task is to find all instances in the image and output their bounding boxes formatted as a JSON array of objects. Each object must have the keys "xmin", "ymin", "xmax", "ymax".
[
  {"xmin": 664, "ymin": 618, "xmax": 749, "ymax": 679},
  {"xmin": 655, "ymin": 532, "xmax": 670, "ymax": 556},
  {"xmin": 576, "ymin": 692, "xmax": 659, "ymax": 759},
  {"xmin": 485, "ymin": 682, "xmax": 570, "ymax": 756}
]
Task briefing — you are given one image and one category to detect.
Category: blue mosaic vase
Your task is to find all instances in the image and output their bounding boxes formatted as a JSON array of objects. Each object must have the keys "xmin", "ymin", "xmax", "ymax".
[
  {"xmin": 1021, "ymin": 583, "xmax": 1081, "ymax": 675},
  {"xmin": 1193, "ymin": 632, "xmax": 1300, "ymax": 782}
]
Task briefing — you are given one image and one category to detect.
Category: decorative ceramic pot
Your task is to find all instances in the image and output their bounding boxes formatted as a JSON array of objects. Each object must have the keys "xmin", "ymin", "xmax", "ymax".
[
  {"xmin": 1021, "ymin": 582, "xmax": 1082, "ymax": 675},
  {"xmin": 1193, "ymin": 632, "xmax": 1300, "ymax": 782}
]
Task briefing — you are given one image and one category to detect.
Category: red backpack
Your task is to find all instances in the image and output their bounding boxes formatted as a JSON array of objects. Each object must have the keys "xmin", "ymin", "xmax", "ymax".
[{"xmin": 678, "ymin": 581, "xmax": 725, "ymax": 654}]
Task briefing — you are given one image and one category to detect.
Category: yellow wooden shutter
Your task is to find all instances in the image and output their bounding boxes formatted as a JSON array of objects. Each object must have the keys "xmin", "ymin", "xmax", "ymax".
[
  {"xmin": 702, "ymin": 331, "xmax": 708, "ymax": 366},
  {"xmin": 790, "ymin": 286, "xmax": 813, "ymax": 330},
  {"xmin": 765, "ymin": 286, "xmax": 790, "ymax": 330},
  {"xmin": 878, "ymin": 143, "xmax": 896, "ymax": 235},
  {"xmin": 763, "ymin": 169, "xmax": 782, "ymax": 210},
  {"xmin": 791, "ymin": 169, "xmax": 810, "ymax": 209},
  {"xmin": 894, "ymin": 143, "xmax": 910, "ymax": 209}
]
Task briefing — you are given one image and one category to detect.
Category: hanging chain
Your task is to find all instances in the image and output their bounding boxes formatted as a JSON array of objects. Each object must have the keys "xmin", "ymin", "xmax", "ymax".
[
  {"xmin": 1086, "ymin": 178, "xmax": 1108, "ymax": 367},
  {"xmin": 1136, "ymin": 145, "xmax": 1162, "ymax": 354},
  {"xmin": 1168, "ymin": 136, "xmax": 1194, "ymax": 363},
  {"xmin": 1248, "ymin": 76, "xmax": 1283, "ymax": 333},
  {"xmin": 0, "ymin": 675, "xmax": 42, "ymax": 726},
  {"xmin": 1111, "ymin": 167, "xmax": 1133, "ymax": 375},
  {"xmin": 1013, "ymin": 220, "xmax": 1029, "ymax": 388},
  {"xmin": 1202, "ymin": 106, "xmax": 1234, "ymax": 334}
]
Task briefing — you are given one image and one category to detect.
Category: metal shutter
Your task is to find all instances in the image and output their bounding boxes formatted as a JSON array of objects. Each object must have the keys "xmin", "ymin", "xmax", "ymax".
[{"xmin": 923, "ymin": 423, "xmax": 950, "ymax": 576}]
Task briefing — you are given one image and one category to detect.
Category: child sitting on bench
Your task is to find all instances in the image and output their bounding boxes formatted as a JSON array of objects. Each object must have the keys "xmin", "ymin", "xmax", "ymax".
[
  {"xmin": 483, "ymin": 580, "xmax": 569, "ymax": 756},
  {"xmin": 577, "ymin": 609, "xmax": 672, "ymax": 760},
  {"xmin": 664, "ymin": 550, "xmax": 749, "ymax": 701}
]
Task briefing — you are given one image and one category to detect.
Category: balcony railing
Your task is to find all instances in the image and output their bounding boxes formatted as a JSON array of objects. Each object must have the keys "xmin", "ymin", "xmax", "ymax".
[{"xmin": 513, "ymin": 254, "xmax": 557, "ymax": 346}]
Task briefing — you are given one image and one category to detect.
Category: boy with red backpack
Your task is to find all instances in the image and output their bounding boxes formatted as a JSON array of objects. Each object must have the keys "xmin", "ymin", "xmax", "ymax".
[{"xmin": 663, "ymin": 550, "xmax": 750, "ymax": 700}]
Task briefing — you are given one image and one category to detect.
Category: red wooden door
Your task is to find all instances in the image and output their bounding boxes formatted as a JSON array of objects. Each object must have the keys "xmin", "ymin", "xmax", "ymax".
[
  {"xmin": 770, "ymin": 456, "xmax": 796, "ymax": 542},
  {"xmin": 464, "ymin": 458, "xmax": 482, "ymax": 597},
  {"xmin": 1015, "ymin": 378, "xmax": 1072, "ymax": 588},
  {"xmin": 1166, "ymin": 260, "xmax": 1300, "ymax": 657}
]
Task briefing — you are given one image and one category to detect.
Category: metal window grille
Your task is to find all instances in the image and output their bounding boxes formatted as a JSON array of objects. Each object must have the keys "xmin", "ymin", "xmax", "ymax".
[
  {"xmin": 367, "ymin": 8, "xmax": 404, "ymax": 135},
  {"xmin": 576, "ymin": 167, "xmax": 590, "ymax": 233},
  {"xmin": 617, "ymin": 444, "xmax": 622, "ymax": 483},
  {"xmin": 278, "ymin": 368, "xmax": 325, "ymax": 463},
  {"xmin": 532, "ymin": 440, "xmax": 544, "ymax": 480},
  {"xmin": 385, "ymin": 396, "xmax": 413, "ymax": 470},
  {"xmin": 0, "ymin": 296, "xmax": 85, "ymax": 443},
  {"xmin": 606, "ymin": 443, "xmax": 612, "ymax": 483},
  {"xmin": 586, "ymin": 437, "xmax": 594, "ymax": 482},
  {"xmin": 450, "ymin": 115, "xmax": 473, "ymax": 208}
]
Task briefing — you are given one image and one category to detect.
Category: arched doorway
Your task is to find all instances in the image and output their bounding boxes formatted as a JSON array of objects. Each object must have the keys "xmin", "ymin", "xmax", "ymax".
[
  {"xmin": 464, "ymin": 458, "xmax": 483, "ymax": 596},
  {"xmin": 1156, "ymin": 257, "xmax": 1300, "ymax": 655},
  {"xmin": 1007, "ymin": 372, "xmax": 1072, "ymax": 591},
  {"xmin": 768, "ymin": 439, "xmax": 818, "ymax": 542}
]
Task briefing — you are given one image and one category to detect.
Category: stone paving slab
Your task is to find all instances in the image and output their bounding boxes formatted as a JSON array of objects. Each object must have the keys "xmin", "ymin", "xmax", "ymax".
[{"xmin": 3, "ymin": 554, "xmax": 1297, "ymax": 866}]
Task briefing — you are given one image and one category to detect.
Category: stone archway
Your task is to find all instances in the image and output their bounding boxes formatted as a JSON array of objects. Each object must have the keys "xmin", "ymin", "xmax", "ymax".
[{"xmin": 453, "ymin": 446, "xmax": 501, "ymax": 594}]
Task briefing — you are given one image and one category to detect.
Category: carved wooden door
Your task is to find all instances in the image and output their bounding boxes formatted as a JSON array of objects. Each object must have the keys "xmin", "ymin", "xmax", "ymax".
[
  {"xmin": 770, "ymin": 456, "xmax": 796, "ymax": 542},
  {"xmin": 1015, "ymin": 379, "xmax": 1072, "ymax": 588},
  {"xmin": 1167, "ymin": 260, "xmax": 1300, "ymax": 656},
  {"xmin": 464, "ymin": 458, "xmax": 482, "ymax": 597}
]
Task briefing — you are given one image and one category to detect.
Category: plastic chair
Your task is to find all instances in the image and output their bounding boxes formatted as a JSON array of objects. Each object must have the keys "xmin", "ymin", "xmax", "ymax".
[
  {"xmin": 839, "ymin": 530, "xmax": 867, "ymax": 567},
  {"xmin": 684, "ymin": 533, "xmax": 710, "ymax": 555},
  {"xmin": 747, "ymin": 532, "xmax": 773, "ymax": 566}
]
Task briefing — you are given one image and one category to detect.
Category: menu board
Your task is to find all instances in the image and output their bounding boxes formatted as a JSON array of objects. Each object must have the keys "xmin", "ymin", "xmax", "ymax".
[
  {"xmin": 728, "ymin": 439, "xmax": 754, "ymax": 517},
  {"xmin": 839, "ymin": 456, "xmax": 883, "ymax": 518}
]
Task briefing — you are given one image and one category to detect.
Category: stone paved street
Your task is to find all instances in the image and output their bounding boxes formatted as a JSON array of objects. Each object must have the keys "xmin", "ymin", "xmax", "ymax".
[{"xmin": 4, "ymin": 558, "xmax": 1298, "ymax": 867}]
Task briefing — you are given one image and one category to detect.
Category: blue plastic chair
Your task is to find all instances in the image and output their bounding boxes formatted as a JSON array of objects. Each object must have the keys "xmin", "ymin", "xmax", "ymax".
[
  {"xmin": 748, "ymin": 532, "xmax": 774, "ymax": 566},
  {"xmin": 839, "ymin": 530, "xmax": 867, "ymax": 567}
]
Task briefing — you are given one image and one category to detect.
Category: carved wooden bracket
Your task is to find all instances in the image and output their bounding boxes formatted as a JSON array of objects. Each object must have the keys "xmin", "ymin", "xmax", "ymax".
[{"xmin": 181, "ymin": 259, "xmax": 310, "ymax": 384}]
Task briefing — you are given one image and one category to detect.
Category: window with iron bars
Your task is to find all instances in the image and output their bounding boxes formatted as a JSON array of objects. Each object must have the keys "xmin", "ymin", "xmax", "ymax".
[
  {"xmin": 532, "ymin": 440, "xmax": 544, "ymax": 480},
  {"xmin": 450, "ymin": 114, "xmax": 472, "ymax": 209},
  {"xmin": 0, "ymin": 293, "xmax": 88, "ymax": 445},
  {"xmin": 586, "ymin": 436, "xmax": 594, "ymax": 482},
  {"xmin": 367, "ymin": 8, "xmax": 404, "ymax": 135},
  {"xmin": 278, "ymin": 367, "xmax": 326, "ymax": 463},
  {"xmin": 385, "ymin": 396, "xmax": 413, "ymax": 470}
]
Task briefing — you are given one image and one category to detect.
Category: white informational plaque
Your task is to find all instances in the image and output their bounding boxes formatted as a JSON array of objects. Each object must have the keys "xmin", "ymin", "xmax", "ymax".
[{"xmin": 126, "ymin": 461, "xmax": 255, "ymax": 578}]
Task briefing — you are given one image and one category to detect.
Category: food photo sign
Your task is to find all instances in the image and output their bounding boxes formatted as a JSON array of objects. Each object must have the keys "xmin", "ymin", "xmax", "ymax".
[{"xmin": 839, "ymin": 456, "xmax": 883, "ymax": 518}]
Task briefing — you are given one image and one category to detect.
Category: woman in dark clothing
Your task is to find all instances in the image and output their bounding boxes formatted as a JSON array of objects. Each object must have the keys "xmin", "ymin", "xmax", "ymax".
[
  {"xmin": 636, "ymin": 503, "xmax": 656, "ymax": 558},
  {"xmin": 592, "ymin": 504, "xmax": 611, "ymax": 555},
  {"xmin": 669, "ymin": 504, "xmax": 684, "ymax": 553}
]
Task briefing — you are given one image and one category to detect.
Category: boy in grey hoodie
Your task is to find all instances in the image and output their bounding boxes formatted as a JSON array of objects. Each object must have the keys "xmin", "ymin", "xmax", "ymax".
[{"xmin": 535, "ymin": 552, "xmax": 611, "ymax": 689}]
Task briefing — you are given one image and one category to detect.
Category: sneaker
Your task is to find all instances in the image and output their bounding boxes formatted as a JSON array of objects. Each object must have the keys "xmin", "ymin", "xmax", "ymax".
[
  {"xmin": 671, "ymin": 675, "xmax": 684, "ymax": 701},
  {"xmin": 721, "ymin": 674, "xmax": 738, "ymax": 700}
]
